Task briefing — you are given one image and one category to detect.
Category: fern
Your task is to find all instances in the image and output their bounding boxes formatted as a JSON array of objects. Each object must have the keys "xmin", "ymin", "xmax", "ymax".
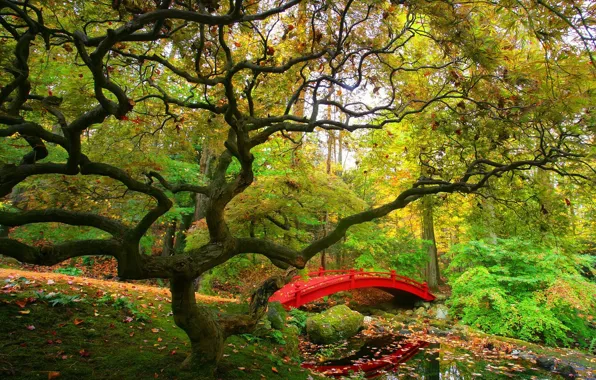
[
  {"xmin": 288, "ymin": 308, "xmax": 308, "ymax": 333},
  {"xmin": 35, "ymin": 291, "xmax": 83, "ymax": 307}
]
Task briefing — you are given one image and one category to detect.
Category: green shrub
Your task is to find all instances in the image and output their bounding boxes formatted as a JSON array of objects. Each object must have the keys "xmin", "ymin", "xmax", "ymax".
[
  {"xmin": 54, "ymin": 267, "xmax": 83, "ymax": 276},
  {"xmin": 447, "ymin": 238, "xmax": 596, "ymax": 348},
  {"xmin": 82, "ymin": 256, "xmax": 95, "ymax": 266}
]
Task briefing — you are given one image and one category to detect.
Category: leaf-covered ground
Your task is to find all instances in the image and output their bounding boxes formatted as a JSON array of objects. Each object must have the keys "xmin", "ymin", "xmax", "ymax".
[
  {"xmin": 1, "ymin": 268, "xmax": 595, "ymax": 380},
  {"xmin": 0, "ymin": 269, "xmax": 310, "ymax": 380}
]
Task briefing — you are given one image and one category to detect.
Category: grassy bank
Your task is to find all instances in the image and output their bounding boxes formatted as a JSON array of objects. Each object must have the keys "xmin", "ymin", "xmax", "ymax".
[{"xmin": 0, "ymin": 269, "xmax": 308, "ymax": 380}]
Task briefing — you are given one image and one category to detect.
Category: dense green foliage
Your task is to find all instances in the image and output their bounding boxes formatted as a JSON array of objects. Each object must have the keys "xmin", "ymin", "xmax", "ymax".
[
  {"xmin": 447, "ymin": 239, "xmax": 596, "ymax": 348},
  {"xmin": 351, "ymin": 226, "xmax": 429, "ymax": 282}
]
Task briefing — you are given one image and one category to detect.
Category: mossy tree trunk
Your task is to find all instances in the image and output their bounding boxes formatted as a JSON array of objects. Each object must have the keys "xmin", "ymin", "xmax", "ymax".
[
  {"xmin": 170, "ymin": 277, "xmax": 225, "ymax": 373},
  {"xmin": 170, "ymin": 272, "xmax": 292, "ymax": 371}
]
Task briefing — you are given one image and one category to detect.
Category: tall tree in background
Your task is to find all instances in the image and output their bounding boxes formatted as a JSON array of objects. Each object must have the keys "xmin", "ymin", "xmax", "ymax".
[
  {"xmin": 1, "ymin": 0, "xmax": 594, "ymax": 372},
  {"xmin": 422, "ymin": 195, "xmax": 440, "ymax": 290}
]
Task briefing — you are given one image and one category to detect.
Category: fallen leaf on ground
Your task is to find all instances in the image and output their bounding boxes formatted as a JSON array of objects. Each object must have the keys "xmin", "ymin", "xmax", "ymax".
[
  {"xmin": 79, "ymin": 349, "xmax": 90, "ymax": 357},
  {"xmin": 73, "ymin": 318, "xmax": 84, "ymax": 325},
  {"xmin": 48, "ymin": 371, "xmax": 60, "ymax": 379},
  {"xmin": 26, "ymin": 325, "xmax": 35, "ymax": 330}
]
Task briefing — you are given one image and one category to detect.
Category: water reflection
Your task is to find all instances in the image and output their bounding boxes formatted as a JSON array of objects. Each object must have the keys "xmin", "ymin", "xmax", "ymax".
[
  {"xmin": 302, "ymin": 335, "xmax": 558, "ymax": 379},
  {"xmin": 302, "ymin": 335, "xmax": 427, "ymax": 378}
]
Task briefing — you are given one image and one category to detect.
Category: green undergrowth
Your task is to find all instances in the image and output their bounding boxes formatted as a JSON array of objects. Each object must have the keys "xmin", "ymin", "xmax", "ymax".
[
  {"xmin": 0, "ymin": 276, "xmax": 309, "ymax": 379},
  {"xmin": 447, "ymin": 238, "xmax": 596, "ymax": 349}
]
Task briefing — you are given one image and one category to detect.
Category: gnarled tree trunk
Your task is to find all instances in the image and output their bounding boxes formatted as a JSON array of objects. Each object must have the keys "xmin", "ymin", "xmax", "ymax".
[
  {"xmin": 169, "ymin": 271, "xmax": 293, "ymax": 372},
  {"xmin": 170, "ymin": 277, "xmax": 225, "ymax": 373}
]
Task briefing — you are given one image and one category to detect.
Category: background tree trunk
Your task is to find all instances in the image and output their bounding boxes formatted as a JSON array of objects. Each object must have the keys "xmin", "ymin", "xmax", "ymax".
[
  {"xmin": 422, "ymin": 195, "xmax": 440, "ymax": 291},
  {"xmin": 161, "ymin": 221, "xmax": 176, "ymax": 256}
]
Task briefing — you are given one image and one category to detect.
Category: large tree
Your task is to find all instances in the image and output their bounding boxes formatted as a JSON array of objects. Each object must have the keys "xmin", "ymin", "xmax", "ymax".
[{"xmin": 1, "ymin": 0, "xmax": 594, "ymax": 372}]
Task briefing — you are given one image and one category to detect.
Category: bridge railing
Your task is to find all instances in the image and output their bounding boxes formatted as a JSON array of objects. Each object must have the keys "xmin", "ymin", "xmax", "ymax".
[
  {"xmin": 299, "ymin": 268, "xmax": 428, "ymax": 289},
  {"xmin": 289, "ymin": 268, "xmax": 430, "ymax": 304}
]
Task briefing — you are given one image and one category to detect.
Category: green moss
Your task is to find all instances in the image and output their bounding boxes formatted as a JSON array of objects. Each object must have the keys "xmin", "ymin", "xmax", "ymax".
[
  {"xmin": 267, "ymin": 302, "xmax": 287, "ymax": 330},
  {"xmin": 306, "ymin": 305, "xmax": 364, "ymax": 344}
]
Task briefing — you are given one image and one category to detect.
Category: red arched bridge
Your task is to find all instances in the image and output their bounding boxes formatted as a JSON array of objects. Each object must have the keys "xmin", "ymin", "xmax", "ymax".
[{"xmin": 269, "ymin": 268, "xmax": 435, "ymax": 309}]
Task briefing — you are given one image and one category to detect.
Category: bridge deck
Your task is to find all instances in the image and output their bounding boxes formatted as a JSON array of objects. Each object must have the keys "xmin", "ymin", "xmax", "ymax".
[{"xmin": 269, "ymin": 268, "xmax": 435, "ymax": 309}]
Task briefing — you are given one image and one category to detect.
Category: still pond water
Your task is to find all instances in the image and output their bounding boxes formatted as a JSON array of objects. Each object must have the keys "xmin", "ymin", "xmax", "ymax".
[{"xmin": 302, "ymin": 334, "xmax": 561, "ymax": 379}]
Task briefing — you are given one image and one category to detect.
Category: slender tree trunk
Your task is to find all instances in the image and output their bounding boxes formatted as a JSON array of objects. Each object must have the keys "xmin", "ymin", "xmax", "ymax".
[
  {"xmin": 337, "ymin": 131, "xmax": 343, "ymax": 176},
  {"xmin": 326, "ymin": 131, "xmax": 334, "ymax": 175},
  {"xmin": 484, "ymin": 196, "xmax": 499, "ymax": 244},
  {"xmin": 173, "ymin": 213, "xmax": 193, "ymax": 253},
  {"xmin": 422, "ymin": 195, "xmax": 440, "ymax": 291},
  {"xmin": 161, "ymin": 221, "xmax": 176, "ymax": 256}
]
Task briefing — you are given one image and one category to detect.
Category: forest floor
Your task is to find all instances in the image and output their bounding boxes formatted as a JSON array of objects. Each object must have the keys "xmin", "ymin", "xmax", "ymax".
[
  {"xmin": 0, "ymin": 268, "xmax": 311, "ymax": 380},
  {"xmin": 1, "ymin": 267, "xmax": 595, "ymax": 379},
  {"xmin": 0, "ymin": 268, "xmax": 237, "ymax": 304}
]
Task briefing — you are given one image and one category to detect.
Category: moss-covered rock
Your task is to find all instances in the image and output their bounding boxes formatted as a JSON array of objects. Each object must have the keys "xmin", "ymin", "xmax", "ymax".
[
  {"xmin": 306, "ymin": 305, "xmax": 364, "ymax": 344},
  {"xmin": 267, "ymin": 301, "xmax": 287, "ymax": 330}
]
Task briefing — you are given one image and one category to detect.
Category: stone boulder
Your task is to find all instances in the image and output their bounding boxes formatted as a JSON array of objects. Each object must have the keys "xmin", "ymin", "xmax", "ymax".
[
  {"xmin": 537, "ymin": 356, "xmax": 556, "ymax": 371},
  {"xmin": 306, "ymin": 305, "xmax": 364, "ymax": 344},
  {"xmin": 434, "ymin": 304, "xmax": 449, "ymax": 320}
]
